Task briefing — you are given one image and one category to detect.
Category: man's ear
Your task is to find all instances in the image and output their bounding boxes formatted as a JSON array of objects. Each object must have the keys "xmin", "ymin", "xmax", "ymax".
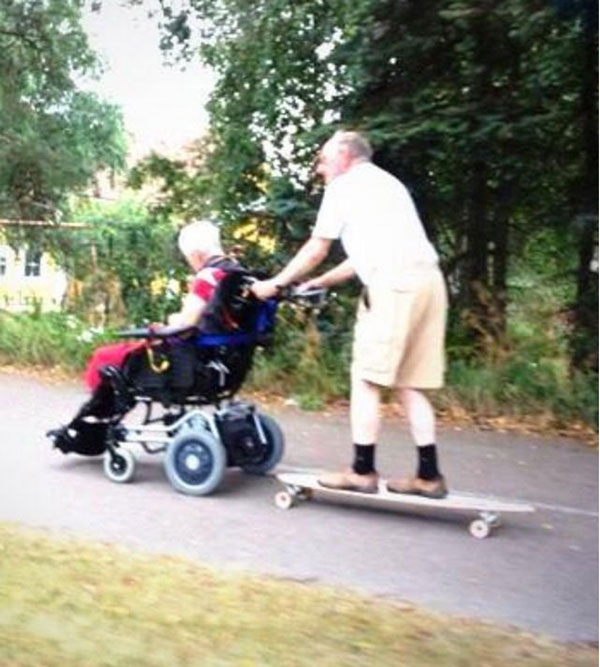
[
  {"xmin": 340, "ymin": 145, "xmax": 353, "ymax": 168},
  {"xmin": 187, "ymin": 250, "xmax": 204, "ymax": 271}
]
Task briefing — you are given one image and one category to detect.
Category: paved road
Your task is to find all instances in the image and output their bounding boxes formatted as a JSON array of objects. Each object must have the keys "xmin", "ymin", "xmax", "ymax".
[{"xmin": 0, "ymin": 371, "xmax": 597, "ymax": 642}]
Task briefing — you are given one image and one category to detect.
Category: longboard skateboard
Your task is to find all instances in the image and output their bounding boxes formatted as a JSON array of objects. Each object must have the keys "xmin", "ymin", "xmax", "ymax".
[{"xmin": 274, "ymin": 471, "xmax": 535, "ymax": 539}]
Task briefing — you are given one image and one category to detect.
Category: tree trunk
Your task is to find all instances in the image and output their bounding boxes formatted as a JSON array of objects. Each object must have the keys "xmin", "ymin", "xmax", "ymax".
[{"xmin": 571, "ymin": 9, "xmax": 598, "ymax": 372}]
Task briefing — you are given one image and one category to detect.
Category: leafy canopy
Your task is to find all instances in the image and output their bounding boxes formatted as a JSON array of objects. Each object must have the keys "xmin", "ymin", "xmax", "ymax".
[{"xmin": 0, "ymin": 0, "xmax": 127, "ymax": 228}]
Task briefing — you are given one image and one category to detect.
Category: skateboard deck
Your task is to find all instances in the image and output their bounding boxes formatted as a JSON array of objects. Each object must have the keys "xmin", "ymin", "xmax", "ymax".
[{"xmin": 274, "ymin": 471, "xmax": 535, "ymax": 538}]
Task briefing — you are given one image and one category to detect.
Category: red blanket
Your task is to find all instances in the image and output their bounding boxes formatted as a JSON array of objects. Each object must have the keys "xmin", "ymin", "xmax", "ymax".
[{"xmin": 83, "ymin": 341, "xmax": 146, "ymax": 390}]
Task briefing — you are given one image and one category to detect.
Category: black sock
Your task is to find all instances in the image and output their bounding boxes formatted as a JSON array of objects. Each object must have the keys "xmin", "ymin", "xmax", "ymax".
[
  {"xmin": 417, "ymin": 444, "xmax": 441, "ymax": 480},
  {"xmin": 352, "ymin": 444, "xmax": 376, "ymax": 475}
]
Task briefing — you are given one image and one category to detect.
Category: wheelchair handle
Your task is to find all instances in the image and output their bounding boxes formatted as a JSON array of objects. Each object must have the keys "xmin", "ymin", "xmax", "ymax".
[{"xmin": 280, "ymin": 285, "xmax": 328, "ymax": 308}]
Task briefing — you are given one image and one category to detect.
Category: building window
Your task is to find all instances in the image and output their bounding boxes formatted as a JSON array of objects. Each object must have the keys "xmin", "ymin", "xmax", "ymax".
[
  {"xmin": 24, "ymin": 248, "xmax": 42, "ymax": 277},
  {"xmin": 0, "ymin": 255, "xmax": 6, "ymax": 276}
]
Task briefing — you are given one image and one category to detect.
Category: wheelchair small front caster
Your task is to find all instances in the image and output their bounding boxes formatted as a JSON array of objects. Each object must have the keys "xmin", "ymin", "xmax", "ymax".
[{"xmin": 104, "ymin": 447, "xmax": 136, "ymax": 483}]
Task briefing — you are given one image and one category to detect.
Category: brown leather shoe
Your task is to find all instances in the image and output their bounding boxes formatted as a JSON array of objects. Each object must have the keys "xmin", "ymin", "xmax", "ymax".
[
  {"xmin": 386, "ymin": 475, "xmax": 448, "ymax": 499},
  {"xmin": 318, "ymin": 469, "xmax": 379, "ymax": 494}
]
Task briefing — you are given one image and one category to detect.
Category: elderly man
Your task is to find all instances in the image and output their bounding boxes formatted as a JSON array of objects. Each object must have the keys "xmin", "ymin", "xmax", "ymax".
[
  {"xmin": 85, "ymin": 220, "xmax": 237, "ymax": 389},
  {"xmin": 252, "ymin": 130, "xmax": 448, "ymax": 497},
  {"xmin": 167, "ymin": 219, "xmax": 236, "ymax": 327}
]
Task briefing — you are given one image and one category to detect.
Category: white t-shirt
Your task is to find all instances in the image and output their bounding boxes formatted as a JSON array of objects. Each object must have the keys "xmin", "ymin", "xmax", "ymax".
[{"xmin": 312, "ymin": 161, "xmax": 438, "ymax": 288}]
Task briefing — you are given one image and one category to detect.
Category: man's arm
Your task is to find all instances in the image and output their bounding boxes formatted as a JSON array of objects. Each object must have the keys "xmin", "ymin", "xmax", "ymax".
[
  {"xmin": 252, "ymin": 237, "xmax": 332, "ymax": 300},
  {"xmin": 298, "ymin": 258, "xmax": 355, "ymax": 290}
]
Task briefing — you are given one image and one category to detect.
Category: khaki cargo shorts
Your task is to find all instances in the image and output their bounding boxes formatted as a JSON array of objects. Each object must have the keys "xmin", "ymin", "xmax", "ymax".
[{"xmin": 351, "ymin": 268, "xmax": 447, "ymax": 388}]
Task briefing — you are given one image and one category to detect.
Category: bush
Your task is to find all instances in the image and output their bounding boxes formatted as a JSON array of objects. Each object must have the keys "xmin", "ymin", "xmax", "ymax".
[
  {"xmin": 0, "ymin": 295, "xmax": 596, "ymax": 432},
  {"xmin": 0, "ymin": 312, "xmax": 116, "ymax": 372},
  {"xmin": 248, "ymin": 300, "xmax": 352, "ymax": 409},
  {"xmin": 60, "ymin": 198, "xmax": 184, "ymax": 327},
  {"xmin": 249, "ymin": 296, "xmax": 598, "ymax": 428},
  {"xmin": 442, "ymin": 353, "xmax": 598, "ymax": 428}
]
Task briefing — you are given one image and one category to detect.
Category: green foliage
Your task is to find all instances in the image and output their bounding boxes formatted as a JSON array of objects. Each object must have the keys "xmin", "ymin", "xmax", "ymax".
[
  {"xmin": 443, "ymin": 357, "xmax": 598, "ymax": 427},
  {"xmin": 127, "ymin": 138, "xmax": 216, "ymax": 223},
  {"xmin": 143, "ymin": 1, "xmax": 350, "ymax": 251},
  {"xmin": 0, "ymin": 0, "xmax": 127, "ymax": 227},
  {"xmin": 0, "ymin": 311, "xmax": 115, "ymax": 371},
  {"xmin": 248, "ymin": 298, "xmax": 353, "ymax": 409},
  {"xmin": 151, "ymin": 0, "xmax": 597, "ymax": 370},
  {"xmin": 62, "ymin": 198, "xmax": 184, "ymax": 325},
  {"xmin": 0, "ymin": 284, "xmax": 596, "ymax": 428},
  {"xmin": 338, "ymin": 0, "xmax": 595, "ymax": 350}
]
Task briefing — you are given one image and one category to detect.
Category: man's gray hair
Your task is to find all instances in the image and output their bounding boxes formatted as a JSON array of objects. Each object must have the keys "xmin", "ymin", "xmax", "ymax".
[
  {"xmin": 178, "ymin": 220, "xmax": 223, "ymax": 258},
  {"xmin": 332, "ymin": 130, "xmax": 373, "ymax": 160}
]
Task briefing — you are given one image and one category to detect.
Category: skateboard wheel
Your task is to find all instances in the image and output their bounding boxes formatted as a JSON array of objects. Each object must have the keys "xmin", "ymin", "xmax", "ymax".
[
  {"xmin": 469, "ymin": 519, "xmax": 491, "ymax": 539},
  {"xmin": 275, "ymin": 490, "xmax": 295, "ymax": 510}
]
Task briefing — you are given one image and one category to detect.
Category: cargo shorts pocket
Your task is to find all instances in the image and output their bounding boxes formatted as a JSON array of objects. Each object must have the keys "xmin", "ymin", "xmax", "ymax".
[
  {"xmin": 353, "ymin": 337, "xmax": 395, "ymax": 376},
  {"xmin": 353, "ymin": 289, "xmax": 403, "ymax": 376}
]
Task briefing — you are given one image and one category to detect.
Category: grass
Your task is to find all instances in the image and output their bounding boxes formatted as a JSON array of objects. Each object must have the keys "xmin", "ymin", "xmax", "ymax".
[
  {"xmin": 0, "ymin": 311, "xmax": 114, "ymax": 372},
  {"xmin": 439, "ymin": 357, "xmax": 598, "ymax": 430},
  {"xmin": 0, "ymin": 522, "xmax": 597, "ymax": 667}
]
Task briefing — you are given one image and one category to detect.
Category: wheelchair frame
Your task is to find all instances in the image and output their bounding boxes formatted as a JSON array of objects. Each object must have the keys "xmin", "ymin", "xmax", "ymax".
[{"xmin": 49, "ymin": 287, "xmax": 326, "ymax": 496}]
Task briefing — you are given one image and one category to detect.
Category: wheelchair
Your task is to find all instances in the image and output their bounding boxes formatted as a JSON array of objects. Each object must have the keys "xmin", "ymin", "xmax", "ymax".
[{"xmin": 47, "ymin": 274, "xmax": 326, "ymax": 497}]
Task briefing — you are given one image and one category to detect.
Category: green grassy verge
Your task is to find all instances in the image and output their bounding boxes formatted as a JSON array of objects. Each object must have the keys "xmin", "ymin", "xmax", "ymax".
[
  {"xmin": 0, "ymin": 310, "xmax": 596, "ymax": 433},
  {"xmin": 0, "ymin": 522, "xmax": 596, "ymax": 667},
  {"xmin": 0, "ymin": 311, "xmax": 113, "ymax": 371}
]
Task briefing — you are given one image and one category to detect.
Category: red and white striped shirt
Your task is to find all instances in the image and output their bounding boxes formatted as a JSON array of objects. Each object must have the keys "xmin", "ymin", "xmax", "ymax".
[{"xmin": 189, "ymin": 267, "xmax": 227, "ymax": 302}]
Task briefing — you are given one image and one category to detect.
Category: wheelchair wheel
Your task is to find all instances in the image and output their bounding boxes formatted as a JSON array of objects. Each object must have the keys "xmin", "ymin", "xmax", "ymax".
[
  {"xmin": 164, "ymin": 429, "xmax": 226, "ymax": 496},
  {"xmin": 241, "ymin": 414, "xmax": 285, "ymax": 475},
  {"xmin": 103, "ymin": 447, "xmax": 136, "ymax": 484}
]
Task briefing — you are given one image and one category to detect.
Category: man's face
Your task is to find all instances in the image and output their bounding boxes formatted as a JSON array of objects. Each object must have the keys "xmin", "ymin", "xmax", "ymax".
[{"xmin": 315, "ymin": 139, "xmax": 349, "ymax": 184}]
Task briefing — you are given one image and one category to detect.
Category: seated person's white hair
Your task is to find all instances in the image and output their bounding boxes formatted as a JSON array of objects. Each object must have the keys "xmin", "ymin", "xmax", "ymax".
[{"xmin": 178, "ymin": 220, "xmax": 223, "ymax": 257}]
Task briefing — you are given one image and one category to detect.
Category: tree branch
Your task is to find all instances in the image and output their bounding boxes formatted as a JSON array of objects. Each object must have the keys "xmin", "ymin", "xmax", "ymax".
[{"xmin": 0, "ymin": 28, "xmax": 40, "ymax": 52}]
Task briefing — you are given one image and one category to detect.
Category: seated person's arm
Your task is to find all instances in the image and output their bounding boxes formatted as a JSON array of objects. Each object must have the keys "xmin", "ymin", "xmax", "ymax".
[{"xmin": 167, "ymin": 293, "xmax": 207, "ymax": 328}]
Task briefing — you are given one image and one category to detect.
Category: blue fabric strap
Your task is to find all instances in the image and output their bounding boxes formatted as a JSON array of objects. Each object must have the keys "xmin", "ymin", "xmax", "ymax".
[
  {"xmin": 188, "ymin": 298, "xmax": 278, "ymax": 348},
  {"xmin": 191, "ymin": 331, "xmax": 257, "ymax": 347}
]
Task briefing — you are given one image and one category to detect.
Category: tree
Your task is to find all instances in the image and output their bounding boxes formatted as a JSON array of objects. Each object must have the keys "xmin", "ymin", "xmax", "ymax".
[
  {"xmin": 147, "ymin": 1, "xmax": 353, "ymax": 267},
  {"xmin": 52, "ymin": 196, "xmax": 183, "ymax": 326},
  {"xmin": 550, "ymin": 0, "xmax": 598, "ymax": 371},
  {"xmin": 151, "ymin": 0, "xmax": 596, "ymax": 360},
  {"xmin": 0, "ymin": 0, "xmax": 127, "ymax": 232},
  {"xmin": 331, "ymin": 1, "xmax": 596, "ymax": 353}
]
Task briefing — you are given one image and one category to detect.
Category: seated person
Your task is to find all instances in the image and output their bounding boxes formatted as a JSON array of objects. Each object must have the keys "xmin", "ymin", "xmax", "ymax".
[
  {"xmin": 48, "ymin": 221, "xmax": 260, "ymax": 455},
  {"xmin": 84, "ymin": 220, "xmax": 242, "ymax": 390}
]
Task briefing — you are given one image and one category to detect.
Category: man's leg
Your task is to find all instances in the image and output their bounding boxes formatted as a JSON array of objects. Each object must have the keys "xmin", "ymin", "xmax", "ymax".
[
  {"xmin": 397, "ymin": 387, "xmax": 435, "ymax": 445},
  {"xmin": 318, "ymin": 371, "xmax": 380, "ymax": 492},
  {"xmin": 387, "ymin": 387, "xmax": 447, "ymax": 498},
  {"xmin": 350, "ymin": 374, "xmax": 381, "ymax": 444},
  {"xmin": 349, "ymin": 374, "xmax": 381, "ymax": 476}
]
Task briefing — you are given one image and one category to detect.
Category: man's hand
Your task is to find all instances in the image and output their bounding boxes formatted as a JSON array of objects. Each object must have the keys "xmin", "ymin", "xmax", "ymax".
[
  {"xmin": 251, "ymin": 278, "xmax": 281, "ymax": 301},
  {"xmin": 251, "ymin": 237, "xmax": 333, "ymax": 301}
]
